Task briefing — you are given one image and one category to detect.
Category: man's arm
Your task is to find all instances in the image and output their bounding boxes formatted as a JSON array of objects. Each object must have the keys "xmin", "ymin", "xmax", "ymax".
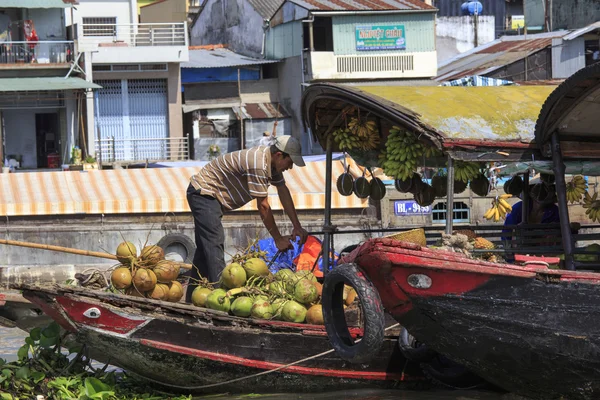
[
  {"xmin": 256, "ymin": 196, "xmax": 293, "ymax": 251},
  {"xmin": 276, "ymin": 184, "xmax": 308, "ymax": 244}
]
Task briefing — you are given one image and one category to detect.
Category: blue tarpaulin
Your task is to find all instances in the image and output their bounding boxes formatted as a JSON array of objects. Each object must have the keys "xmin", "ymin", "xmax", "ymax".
[{"xmin": 258, "ymin": 237, "xmax": 338, "ymax": 274}]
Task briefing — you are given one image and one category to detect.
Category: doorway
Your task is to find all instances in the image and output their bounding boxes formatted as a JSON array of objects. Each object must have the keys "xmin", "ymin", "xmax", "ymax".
[{"xmin": 35, "ymin": 113, "xmax": 59, "ymax": 168}]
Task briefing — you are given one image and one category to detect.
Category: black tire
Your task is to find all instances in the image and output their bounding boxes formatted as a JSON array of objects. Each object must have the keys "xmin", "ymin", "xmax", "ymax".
[
  {"xmin": 339, "ymin": 244, "xmax": 359, "ymax": 257},
  {"xmin": 420, "ymin": 354, "xmax": 485, "ymax": 390},
  {"xmin": 157, "ymin": 233, "xmax": 196, "ymax": 265},
  {"xmin": 398, "ymin": 327, "xmax": 437, "ymax": 363},
  {"xmin": 322, "ymin": 263, "xmax": 385, "ymax": 364}
]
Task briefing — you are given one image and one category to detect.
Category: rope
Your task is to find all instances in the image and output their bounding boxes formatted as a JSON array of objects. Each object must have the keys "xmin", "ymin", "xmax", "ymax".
[{"xmin": 128, "ymin": 323, "xmax": 401, "ymax": 390}]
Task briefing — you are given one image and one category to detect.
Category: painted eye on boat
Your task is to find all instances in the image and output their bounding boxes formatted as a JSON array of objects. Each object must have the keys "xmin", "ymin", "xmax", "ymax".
[
  {"xmin": 407, "ymin": 274, "xmax": 432, "ymax": 289},
  {"xmin": 83, "ymin": 307, "xmax": 102, "ymax": 319}
]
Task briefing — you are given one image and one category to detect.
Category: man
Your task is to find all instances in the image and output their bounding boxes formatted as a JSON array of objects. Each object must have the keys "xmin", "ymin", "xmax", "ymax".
[{"xmin": 186, "ymin": 135, "xmax": 309, "ymax": 301}]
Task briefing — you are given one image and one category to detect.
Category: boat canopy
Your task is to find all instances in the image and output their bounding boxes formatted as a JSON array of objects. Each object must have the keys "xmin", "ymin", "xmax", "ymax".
[
  {"xmin": 302, "ymin": 84, "xmax": 556, "ymax": 162},
  {"xmin": 535, "ymin": 63, "xmax": 600, "ymax": 160}
]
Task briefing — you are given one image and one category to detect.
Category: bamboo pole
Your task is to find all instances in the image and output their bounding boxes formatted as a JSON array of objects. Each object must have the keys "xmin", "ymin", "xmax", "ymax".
[{"xmin": 0, "ymin": 239, "xmax": 192, "ymax": 270}]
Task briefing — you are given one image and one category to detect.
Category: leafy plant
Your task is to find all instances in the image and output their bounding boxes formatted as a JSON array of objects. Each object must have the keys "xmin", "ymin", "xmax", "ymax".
[{"xmin": 85, "ymin": 156, "xmax": 96, "ymax": 164}]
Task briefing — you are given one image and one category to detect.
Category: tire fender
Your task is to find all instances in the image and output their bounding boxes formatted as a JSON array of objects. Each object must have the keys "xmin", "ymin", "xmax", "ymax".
[
  {"xmin": 398, "ymin": 327, "xmax": 437, "ymax": 363},
  {"xmin": 157, "ymin": 233, "xmax": 196, "ymax": 266},
  {"xmin": 322, "ymin": 263, "xmax": 385, "ymax": 364}
]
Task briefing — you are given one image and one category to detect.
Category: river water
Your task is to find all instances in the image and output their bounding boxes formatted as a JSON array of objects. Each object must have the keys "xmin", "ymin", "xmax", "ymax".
[{"xmin": 0, "ymin": 326, "xmax": 513, "ymax": 400}]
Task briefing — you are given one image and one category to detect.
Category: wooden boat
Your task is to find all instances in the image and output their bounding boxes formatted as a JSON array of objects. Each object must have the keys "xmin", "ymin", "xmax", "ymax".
[{"xmin": 17, "ymin": 283, "xmax": 423, "ymax": 393}]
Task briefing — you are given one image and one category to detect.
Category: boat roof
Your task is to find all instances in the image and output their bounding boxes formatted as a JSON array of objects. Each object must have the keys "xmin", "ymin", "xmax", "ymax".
[
  {"xmin": 0, "ymin": 161, "xmax": 366, "ymax": 217},
  {"xmin": 302, "ymin": 83, "xmax": 556, "ymax": 161}
]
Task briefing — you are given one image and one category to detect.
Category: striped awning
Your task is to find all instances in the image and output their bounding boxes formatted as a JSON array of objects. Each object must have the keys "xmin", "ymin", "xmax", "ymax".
[{"xmin": 0, "ymin": 162, "xmax": 366, "ymax": 217}]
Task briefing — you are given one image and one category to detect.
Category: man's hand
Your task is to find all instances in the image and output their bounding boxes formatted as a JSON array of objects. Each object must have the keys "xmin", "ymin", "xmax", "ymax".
[
  {"xmin": 275, "ymin": 235, "xmax": 293, "ymax": 252},
  {"xmin": 292, "ymin": 225, "xmax": 308, "ymax": 245}
]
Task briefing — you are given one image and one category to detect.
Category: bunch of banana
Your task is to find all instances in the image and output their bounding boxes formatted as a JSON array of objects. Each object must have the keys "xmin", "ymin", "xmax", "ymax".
[
  {"xmin": 423, "ymin": 145, "xmax": 442, "ymax": 159},
  {"xmin": 380, "ymin": 126, "xmax": 423, "ymax": 180},
  {"xmin": 566, "ymin": 175, "xmax": 587, "ymax": 204},
  {"xmin": 483, "ymin": 194, "xmax": 513, "ymax": 222},
  {"xmin": 454, "ymin": 161, "xmax": 481, "ymax": 183},
  {"xmin": 583, "ymin": 191, "xmax": 600, "ymax": 222},
  {"xmin": 332, "ymin": 127, "xmax": 361, "ymax": 151},
  {"xmin": 347, "ymin": 117, "xmax": 380, "ymax": 150}
]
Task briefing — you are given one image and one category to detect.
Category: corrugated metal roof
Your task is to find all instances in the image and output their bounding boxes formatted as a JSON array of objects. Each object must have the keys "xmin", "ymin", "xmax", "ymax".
[
  {"xmin": 0, "ymin": 77, "xmax": 101, "ymax": 92},
  {"xmin": 248, "ymin": 0, "xmax": 285, "ymax": 19},
  {"xmin": 233, "ymin": 103, "xmax": 289, "ymax": 119},
  {"xmin": 563, "ymin": 21, "xmax": 600, "ymax": 41},
  {"xmin": 0, "ymin": 0, "xmax": 73, "ymax": 8},
  {"xmin": 182, "ymin": 48, "xmax": 280, "ymax": 69},
  {"xmin": 436, "ymin": 32, "xmax": 567, "ymax": 82},
  {"xmin": 289, "ymin": 0, "xmax": 436, "ymax": 12}
]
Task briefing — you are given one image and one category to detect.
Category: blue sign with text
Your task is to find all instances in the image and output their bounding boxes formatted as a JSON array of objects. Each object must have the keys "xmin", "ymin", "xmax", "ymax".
[{"xmin": 394, "ymin": 200, "xmax": 432, "ymax": 216}]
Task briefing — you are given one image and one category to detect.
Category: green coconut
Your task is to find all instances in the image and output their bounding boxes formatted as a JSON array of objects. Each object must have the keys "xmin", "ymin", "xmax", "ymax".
[
  {"xmin": 293, "ymin": 279, "xmax": 318, "ymax": 305},
  {"xmin": 250, "ymin": 299, "xmax": 273, "ymax": 319},
  {"xmin": 116, "ymin": 241, "xmax": 137, "ymax": 264},
  {"xmin": 282, "ymin": 300, "xmax": 307, "ymax": 323},
  {"xmin": 191, "ymin": 287, "xmax": 213, "ymax": 307},
  {"xmin": 243, "ymin": 258, "xmax": 270, "ymax": 278},
  {"xmin": 230, "ymin": 296, "xmax": 253, "ymax": 317},
  {"xmin": 268, "ymin": 281, "xmax": 287, "ymax": 296},
  {"xmin": 206, "ymin": 289, "xmax": 230, "ymax": 313},
  {"xmin": 275, "ymin": 269, "xmax": 295, "ymax": 282},
  {"xmin": 295, "ymin": 270, "xmax": 317, "ymax": 283},
  {"xmin": 271, "ymin": 298, "xmax": 288, "ymax": 320},
  {"xmin": 221, "ymin": 262, "xmax": 247, "ymax": 289}
]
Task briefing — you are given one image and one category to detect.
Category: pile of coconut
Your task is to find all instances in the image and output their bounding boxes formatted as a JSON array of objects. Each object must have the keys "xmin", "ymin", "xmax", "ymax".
[
  {"xmin": 191, "ymin": 258, "xmax": 357, "ymax": 325},
  {"xmin": 109, "ymin": 241, "xmax": 184, "ymax": 302}
]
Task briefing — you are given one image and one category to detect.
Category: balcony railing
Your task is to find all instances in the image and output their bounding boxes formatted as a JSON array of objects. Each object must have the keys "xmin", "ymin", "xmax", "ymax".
[
  {"xmin": 95, "ymin": 136, "xmax": 189, "ymax": 165},
  {"xmin": 80, "ymin": 23, "xmax": 187, "ymax": 47},
  {"xmin": 0, "ymin": 41, "xmax": 74, "ymax": 65}
]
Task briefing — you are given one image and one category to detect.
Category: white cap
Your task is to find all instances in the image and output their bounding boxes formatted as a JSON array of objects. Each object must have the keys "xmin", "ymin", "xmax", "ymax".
[{"xmin": 274, "ymin": 135, "xmax": 305, "ymax": 167}]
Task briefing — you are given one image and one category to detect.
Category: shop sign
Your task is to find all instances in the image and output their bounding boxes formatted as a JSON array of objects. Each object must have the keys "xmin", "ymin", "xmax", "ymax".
[
  {"xmin": 355, "ymin": 25, "xmax": 406, "ymax": 51},
  {"xmin": 394, "ymin": 200, "xmax": 431, "ymax": 216}
]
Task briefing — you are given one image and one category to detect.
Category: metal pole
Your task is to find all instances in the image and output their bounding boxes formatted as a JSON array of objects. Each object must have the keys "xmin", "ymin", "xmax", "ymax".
[
  {"xmin": 522, "ymin": 173, "xmax": 529, "ymax": 224},
  {"xmin": 238, "ymin": 68, "xmax": 245, "ymax": 149},
  {"xmin": 551, "ymin": 132, "xmax": 574, "ymax": 270},
  {"xmin": 445, "ymin": 155, "xmax": 454, "ymax": 235},
  {"xmin": 322, "ymin": 135, "xmax": 333, "ymax": 274}
]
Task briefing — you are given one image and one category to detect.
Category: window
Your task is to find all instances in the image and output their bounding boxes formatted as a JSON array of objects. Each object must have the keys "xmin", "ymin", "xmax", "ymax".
[
  {"xmin": 432, "ymin": 202, "xmax": 470, "ymax": 224},
  {"xmin": 82, "ymin": 17, "xmax": 117, "ymax": 36},
  {"xmin": 302, "ymin": 17, "xmax": 333, "ymax": 51}
]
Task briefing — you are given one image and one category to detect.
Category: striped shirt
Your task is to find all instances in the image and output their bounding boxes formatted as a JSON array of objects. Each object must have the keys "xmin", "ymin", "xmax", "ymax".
[{"xmin": 190, "ymin": 146, "xmax": 285, "ymax": 210}]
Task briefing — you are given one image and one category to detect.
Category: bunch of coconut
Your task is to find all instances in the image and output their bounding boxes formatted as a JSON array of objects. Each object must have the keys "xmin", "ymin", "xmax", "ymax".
[{"xmin": 109, "ymin": 241, "xmax": 184, "ymax": 303}]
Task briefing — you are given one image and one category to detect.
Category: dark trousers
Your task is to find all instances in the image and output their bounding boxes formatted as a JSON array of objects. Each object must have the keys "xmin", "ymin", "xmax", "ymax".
[{"xmin": 186, "ymin": 183, "xmax": 225, "ymax": 302}]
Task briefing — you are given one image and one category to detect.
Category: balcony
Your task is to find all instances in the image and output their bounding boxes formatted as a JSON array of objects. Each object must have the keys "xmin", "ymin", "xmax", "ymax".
[
  {"xmin": 303, "ymin": 50, "xmax": 437, "ymax": 81},
  {"xmin": 95, "ymin": 136, "xmax": 190, "ymax": 166},
  {"xmin": 77, "ymin": 23, "xmax": 189, "ymax": 64},
  {"xmin": 0, "ymin": 41, "xmax": 74, "ymax": 68}
]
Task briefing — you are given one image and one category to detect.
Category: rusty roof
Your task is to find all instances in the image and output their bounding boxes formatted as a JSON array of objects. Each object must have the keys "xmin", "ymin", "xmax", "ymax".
[
  {"xmin": 248, "ymin": 0, "xmax": 285, "ymax": 19},
  {"xmin": 436, "ymin": 32, "xmax": 567, "ymax": 82},
  {"xmin": 288, "ymin": 0, "xmax": 436, "ymax": 12},
  {"xmin": 234, "ymin": 103, "xmax": 289, "ymax": 119}
]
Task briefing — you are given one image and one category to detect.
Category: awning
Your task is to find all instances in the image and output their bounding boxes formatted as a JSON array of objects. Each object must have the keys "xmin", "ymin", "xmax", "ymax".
[
  {"xmin": 0, "ymin": 0, "xmax": 73, "ymax": 8},
  {"xmin": 232, "ymin": 103, "xmax": 289, "ymax": 120},
  {"xmin": 0, "ymin": 163, "xmax": 366, "ymax": 217},
  {"xmin": 0, "ymin": 77, "xmax": 101, "ymax": 92}
]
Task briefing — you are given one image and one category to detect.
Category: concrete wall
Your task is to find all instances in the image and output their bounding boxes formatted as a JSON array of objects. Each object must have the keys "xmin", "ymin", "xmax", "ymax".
[
  {"xmin": 552, "ymin": 0, "xmax": 600, "ymax": 30},
  {"xmin": 140, "ymin": 0, "xmax": 188, "ymax": 23},
  {"xmin": 4, "ymin": 110, "xmax": 38, "ymax": 169},
  {"xmin": 437, "ymin": 16, "xmax": 496, "ymax": 63},
  {"xmin": 190, "ymin": 0, "xmax": 265, "ymax": 58},
  {"xmin": 276, "ymin": 56, "xmax": 310, "ymax": 153},
  {"xmin": 27, "ymin": 8, "xmax": 66, "ymax": 40},
  {"xmin": 65, "ymin": 0, "xmax": 135, "ymax": 26}
]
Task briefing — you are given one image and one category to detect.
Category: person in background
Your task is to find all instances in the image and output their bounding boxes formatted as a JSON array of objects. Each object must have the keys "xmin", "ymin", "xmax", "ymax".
[
  {"xmin": 185, "ymin": 136, "xmax": 308, "ymax": 302},
  {"xmin": 504, "ymin": 182, "xmax": 559, "ymax": 226},
  {"xmin": 0, "ymin": 11, "xmax": 11, "ymax": 63}
]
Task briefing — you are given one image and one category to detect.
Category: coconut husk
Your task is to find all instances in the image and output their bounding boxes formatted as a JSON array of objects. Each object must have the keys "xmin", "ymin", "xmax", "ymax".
[
  {"xmin": 470, "ymin": 174, "xmax": 491, "ymax": 197},
  {"xmin": 453, "ymin": 179, "xmax": 468, "ymax": 194},
  {"xmin": 394, "ymin": 177, "xmax": 412, "ymax": 193},
  {"xmin": 408, "ymin": 173, "xmax": 425, "ymax": 195},
  {"xmin": 336, "ymin": 173, "xmax": 354, "ymax": 196},
  {"xmin": 505, "ymin": 176, "xmax": 524, "ymax": 196},
  {"xmin": 369, "ymin": 177, "xmax": 386, "ymax": 201},
  {"xmin": 414, "ymin": 184, "xmax": 436, "ymax": 207},
  {"xmin": 353, "ymin": 176, "xmax": 371, "ymax": 199},
  {"xmin": 431, "ymin": 174, "xmax": 447, "ymax": 198}
]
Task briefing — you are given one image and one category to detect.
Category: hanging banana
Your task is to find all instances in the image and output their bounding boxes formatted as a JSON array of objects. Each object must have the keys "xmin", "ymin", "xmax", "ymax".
[{"xmin": 483, "ymin": 194, "xmax": 513, "ymax": 222}]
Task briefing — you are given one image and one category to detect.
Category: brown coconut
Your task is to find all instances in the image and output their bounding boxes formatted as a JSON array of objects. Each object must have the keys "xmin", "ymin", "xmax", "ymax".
[
  {"xmin": 167, "ymin": 281, "xmax": 184, "ymax": 302},
  {"xmin": 153, "ymin": 260, "xmax": 179, "ymax": 283},
  {"xmin": 116, "ymin": 241, "xmax": 137, "ymax": 264},
  {"xmin": 306, "ymin": 304, "xmax": 324, "ymax": 325},
  {"xmin": 132, "ymin": 268, "xmax": 157, "ymax": 292},
  {"xmin": 148, "ymin": 283, "xmax": 170, "ymax": 301},
  {"xmin": 110, "ymin": 267, "xmax": 132, "ymax": 289},
  {"xmin": 140, "ymin": 245, "xmax": 165, "ymax": 266},
  {"xmin": 125, "ymin": 286, "xmax": 147, "ymax": 298}
]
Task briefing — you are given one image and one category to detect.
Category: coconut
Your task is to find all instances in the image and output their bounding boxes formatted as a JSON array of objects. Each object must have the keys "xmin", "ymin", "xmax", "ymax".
[
  {"xmin": 336, "ymin": 173, "xmax": 354, "ymax": 196},
  {"xmin": 470, "ymin": 174, "xmax": 491, "ymax": 197},
  {"xmin": 353, "ymin": 176, "xmax": 370, "ymax": 199},
  {"xmin": 250, "ymin": 299, "xmax": 273, "ymax": 319},
  {"xmin": 125, "ymin": 286, "xmax": 147, "ymax": 298},
  {"xmin": 293, "ymin": 279, "xmax": 319, "ymax": 305},
  {"xmin": 191, "ymin": 287, "xmax": 212, "ymax": 307},
  {"xmin": 414, "ymin": 184, "xmax": 436, "ymax": 207},
  {"xmin": 369, "ymin": 178, "xmax": 386, "ymax": 201},
  {"xmin": 231, "ymin": 296, "xmax": 253, "ymax": 317},
  {"xmin": 453, "ymin": 179, "xmax": 468, "ymax": 194},
  {"xmin": 221, "ymin": 262, "xmax": 247, "ymax": 289},
  {"xmin": 345, "ymin": 287, "xmax": 358, "ymax": 306},
  {"xmin": 140, "ymin": 245, "xmax": 164, "ymax": 265},
  {"xmin": 431, "ymin": 174, "xmax": 448, "ymax": 198},
  {"xmin": 153, "ymin": 260, "xmax": 179, "ymax": 283},
  {"xmin": 243, "ymin": 258, "xmax": 270, "ymax": 278},
  {"xmin": 206, "ymin": 289, "xmax": 230, "ymax": 312},
  {"xmin": 394, "ymin": 176, "xmax": 413, "ymax": 193},
  {"xmin": 116, "ymin": 241, "xmax": 137, "ymax": 264},
  {"xmin": 282, "ymin": 300, "xmax": 307, "ymax": 323},
  {"xmin": 306, "ymin": 304, "xmax": 324, "ymax": 325},
  {"xmin": 271, "ymin": 298, "xmax": 288, "ymax": 320},
  {"xmin": 295, "ymin": 270, "xmax": 317, "ymax": 283},
  {"xmin": 268, "ymin": 281, "xmax": 287, "ymax": 296},
  {"xmin": 312, "ymin": 281, "xmax": 323, "ymax": 297},
  {"xmin": 111, "ymin": 267, "xmax": 132, "ymax": 289},
  {"xmin": 132, "ymin": 268, "xmax": 157, "ymax": 292},
  {"xmin": 275, "ymin": 269, "xmax": 295, "ymax": 282},
  {"xmin": 148, "ymin": 283, "xmax": 170, "ymax": 301},
  {"xmin": 167, "ymin": 281, "xmax": 184, "ymax": 302}
]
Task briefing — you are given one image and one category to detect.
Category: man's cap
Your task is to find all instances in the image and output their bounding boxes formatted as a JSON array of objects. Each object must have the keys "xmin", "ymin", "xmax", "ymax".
[{"xmin": 274, "ymin": 135, "xmax": 305, "ymax": 167}]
